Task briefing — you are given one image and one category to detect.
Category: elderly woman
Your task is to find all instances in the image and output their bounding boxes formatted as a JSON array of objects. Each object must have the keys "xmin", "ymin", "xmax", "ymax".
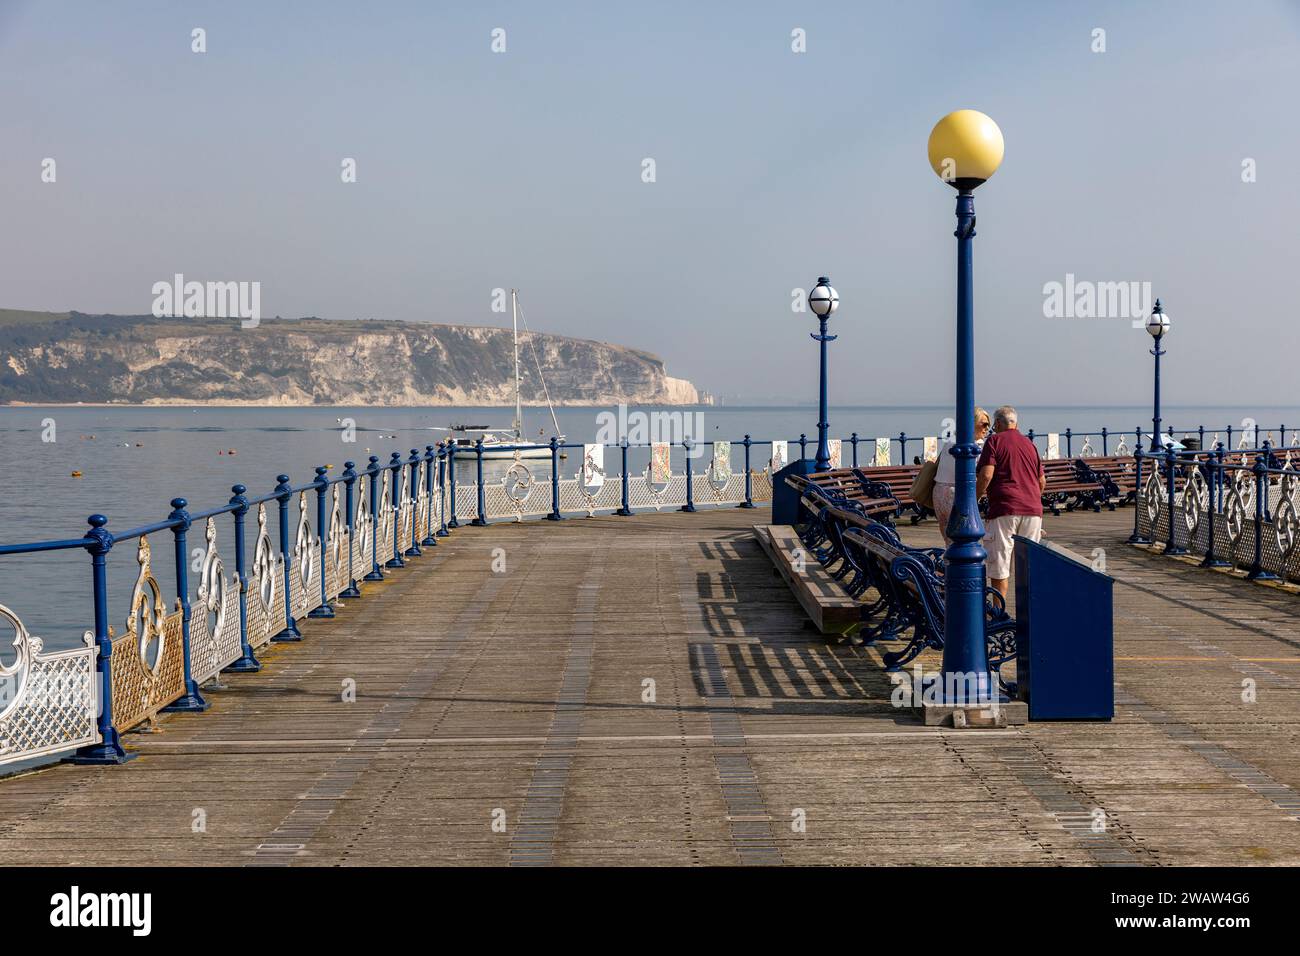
[{"xmin": 932, "ymin": 407, "xmax": 990, "ymax": 545}]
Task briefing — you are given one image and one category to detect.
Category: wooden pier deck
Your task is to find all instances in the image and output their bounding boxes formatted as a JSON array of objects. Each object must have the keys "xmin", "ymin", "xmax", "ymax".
[{"xmin": 2, "ymin": 506, "xmax": 1300, "ymax": 866}]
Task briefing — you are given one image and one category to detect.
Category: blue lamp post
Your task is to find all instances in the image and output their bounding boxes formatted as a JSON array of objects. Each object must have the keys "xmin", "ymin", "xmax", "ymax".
[
  {"xmin": 1146, "ymin": 300, "xmax": 1169, "ymax": 453},
  {"xmin": 927, "ymin": 109, "xmax": 1004, "ymax": 706},
  {"xmin": 807, "ymin": 277, "xmax": 838, "ymax": 471}
]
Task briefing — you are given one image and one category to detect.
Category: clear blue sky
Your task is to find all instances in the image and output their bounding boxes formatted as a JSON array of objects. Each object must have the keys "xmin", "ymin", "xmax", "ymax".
[{"xmin": 2, "ymin": 0, "xmax": 1297, "ymax": 405}]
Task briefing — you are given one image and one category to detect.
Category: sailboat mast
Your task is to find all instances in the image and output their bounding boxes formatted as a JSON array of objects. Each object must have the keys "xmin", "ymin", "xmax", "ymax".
[{"xmin": 512, "ymin": 289, "xmax": 523, "ymax": 440}]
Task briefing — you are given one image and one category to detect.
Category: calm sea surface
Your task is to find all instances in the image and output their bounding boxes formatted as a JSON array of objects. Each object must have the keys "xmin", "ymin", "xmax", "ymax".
[{"xmin": 2, "ymin": 402, "xmax": 1297, "ymax": 649}]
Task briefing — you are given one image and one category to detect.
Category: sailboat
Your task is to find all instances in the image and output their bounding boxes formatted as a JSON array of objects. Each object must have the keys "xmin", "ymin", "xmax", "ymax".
[{"xmin": 442, "ymin": 290, "xmax": 565, "ymax": 460}]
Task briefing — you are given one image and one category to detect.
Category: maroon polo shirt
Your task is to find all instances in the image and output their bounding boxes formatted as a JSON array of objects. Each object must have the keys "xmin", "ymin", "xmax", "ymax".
[{"xmin": 977, "ymin": 429, "xmax": 1043, "ymax": 519}]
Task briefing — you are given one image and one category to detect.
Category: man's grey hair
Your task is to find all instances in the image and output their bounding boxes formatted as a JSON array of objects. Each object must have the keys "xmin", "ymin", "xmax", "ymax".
[{"xmin": 994, "ymin": 406, "xmax": 1018, "ymax": 428}]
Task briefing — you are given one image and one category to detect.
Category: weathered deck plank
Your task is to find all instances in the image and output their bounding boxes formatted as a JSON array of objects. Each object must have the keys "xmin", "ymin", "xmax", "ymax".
[{"xmin": 2, "ymin": 506, "xmax": 1299, "ymax": 866}]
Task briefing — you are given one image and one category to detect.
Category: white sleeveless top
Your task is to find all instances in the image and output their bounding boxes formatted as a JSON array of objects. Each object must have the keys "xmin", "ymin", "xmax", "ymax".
[{"xmin": 934, "ymin": 437, "xmax": 984, "ymax": 485}]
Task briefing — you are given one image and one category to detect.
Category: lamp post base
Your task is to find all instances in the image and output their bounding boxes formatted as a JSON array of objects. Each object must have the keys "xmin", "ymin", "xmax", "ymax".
[{"xmin": 916, "ymin": 699, "xmax": 1027, "ymax": 728}]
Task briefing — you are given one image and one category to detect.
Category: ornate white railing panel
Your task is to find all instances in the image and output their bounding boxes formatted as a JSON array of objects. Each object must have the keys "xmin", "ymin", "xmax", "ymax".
[
  {"xmin": 324, "ymin": 483, "xmax": 348, "ymax": 602},
  {"xmin": 693, "ymin": 471, "xmax": 747, "ymax": 507},
  {"xmin": 395, "ymin": 469, "xmax": 412, "ymax": 554},
  {"xmin": 557, "ymin": 475, "xmax": 622, "ymax": 517},
  {"xmin": 0, "ymin": 607, "xmax": 98, "ymax": 767},
  {"xmin": 627, "ymin": 472, "xmax": 689, "ymax": 512},
  {"xmin": 111, "ymin": 537, "xmax": 186, "ymax": 732},
  {"xmin": 456, "ymin": 462, "xmax": 774, "ymax": 523},
  {"xmin": 350, "ymin": 473, "xmax": 373, "ymax": 581},
  {"xmin": 430, "ymin": 480, "xmax": 443, "ymax": 531},
  {"xmin": 248, "ymin": 503, "xmax": 285, "ymax": 648},
  {"xmin": 454, "ymin": 483, "xmax": 481, "ymax": 523},
  {"xmin": 376, "ymin": 472, "xmax": 394, "ymax": 562},
  {"xmin": 289, "ymin": 492, "xmax": 320, "ymax": 619},
  {"xmin": 482, "ymin": 463, "xmax": 553, "ymax": 521},
  {"xmin": 190, "ymin": 518, "xmax": 244, "ymax": 684},
  {"xmin": 416, "ymin": 488, "xmax": 429, "ymax": 543}
]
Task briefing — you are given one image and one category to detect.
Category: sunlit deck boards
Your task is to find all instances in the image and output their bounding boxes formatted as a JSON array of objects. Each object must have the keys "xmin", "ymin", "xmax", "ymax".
[{"xmin": 1, "ymin": 507, "xmax": 1299, "ymax": 866}]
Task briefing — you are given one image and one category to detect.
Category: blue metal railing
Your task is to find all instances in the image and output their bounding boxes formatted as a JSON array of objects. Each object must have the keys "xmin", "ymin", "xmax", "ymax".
[{"xmin": 1128, "ymin": 439, "xmax": 1300, "ymax": 582}]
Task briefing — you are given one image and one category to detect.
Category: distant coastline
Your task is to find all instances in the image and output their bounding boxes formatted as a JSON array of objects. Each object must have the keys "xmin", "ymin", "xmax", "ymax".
[{"xmin": 0, "ymin": 310, "xmax": 704, "ymax": 406}]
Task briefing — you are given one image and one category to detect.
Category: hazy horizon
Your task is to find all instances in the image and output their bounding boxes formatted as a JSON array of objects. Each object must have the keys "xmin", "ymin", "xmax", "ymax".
[{"xmin": 2, "ymin": 1, "xmax": 1297, "ymax": 406}]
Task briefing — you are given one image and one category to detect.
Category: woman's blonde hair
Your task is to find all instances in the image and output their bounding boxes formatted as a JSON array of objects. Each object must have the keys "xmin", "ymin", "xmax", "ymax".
[{"xmin": 975, "ymin": 406, "xmax": 991, "ymax": 430}]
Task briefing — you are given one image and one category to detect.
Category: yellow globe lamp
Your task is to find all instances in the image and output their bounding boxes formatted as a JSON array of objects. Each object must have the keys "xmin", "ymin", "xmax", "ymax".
[{"xmin": 927, "ymin": 109, "xmax": 1004, "ymax": 190}]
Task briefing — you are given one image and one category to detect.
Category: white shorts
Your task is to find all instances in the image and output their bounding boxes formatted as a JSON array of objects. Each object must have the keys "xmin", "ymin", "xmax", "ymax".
[{"xmin": 983, "ymin": 514, "xmax": 1042, "ymax": 579}]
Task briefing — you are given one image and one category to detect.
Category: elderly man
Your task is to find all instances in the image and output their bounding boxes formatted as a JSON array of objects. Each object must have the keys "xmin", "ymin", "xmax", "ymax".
[{"xmin": 975, "ymin": 406, "xmax": 1045, "ymax": 598}]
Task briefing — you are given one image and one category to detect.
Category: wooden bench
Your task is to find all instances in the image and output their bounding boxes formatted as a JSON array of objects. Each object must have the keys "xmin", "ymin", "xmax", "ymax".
[
  {"xmin": 776, "ymin": 473, "xmax": 1020, "ymax": 696},
  {"xmin": 777, "ymin": 481, "xmax": 895, "ymax": 595},
  {"xmin": 782, "ymin": 475, "xmax": 900, "ymax": 573},
  {"xmin": 829, "ymin": 464, "xmax": 927, "ymax": 522},
  {"xmin": 752, "ymin": 524, "xmax": 863, "ymax": 636},
  {"xmin": 790, "ymin": 470, "xmax": 901, "ymax": 519},
  {"xmin": 1041, "ymin": 459, "xmax": 1109, "ymax": 515},
  {"xmin": 1081, "ymin": 455, "xmax": 1137, "ymax": 501},
  {"xmin": 841, "ymin": 522, "xmax": 1018, "ymax": 686}
]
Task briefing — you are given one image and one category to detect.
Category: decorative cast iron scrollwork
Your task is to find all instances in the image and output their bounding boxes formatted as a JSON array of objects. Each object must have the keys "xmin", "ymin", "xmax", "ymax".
[
  {"xmin": 1182, "ymin": 468, "xmax": 1208, "ymax": 534},
  {"xmin": 196, "ymin": 517, "xmax": 228, "ymax": 648},
  {"xmin": 505, "ymin": 460, "xmax": 534, "ymax": 503},
  {"xmin": 294, "ymin": 491, "xmax": 316, "ymax": 594},
  {"xmin": 127, "ymin": 536, "xmax": 167, "ymax": 675},
  {"xmin": 353, "ymin": 472, "xmax": 372, "ymax": 568},
  {"xmin": 1275, "ymin": 497, "xmax": 1299, "ymax": 561},
  {"xmin": 253, "ymin": 502, "xmax": 277, "ymax": 613},
  {"xmin": 328, "ymin": 482, "xmax": 344, "ymax": 570},
  {"xmin": 0, "ymin": 604, "xmax": 33, "ymax": 718},
  {"xmin": 1142, "ymin": 471, "xmax": 1163, "ymax": 527},
  {"xmin": 1225, "ymin": 473, "xmax": 1251, "ymax": 546}
]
